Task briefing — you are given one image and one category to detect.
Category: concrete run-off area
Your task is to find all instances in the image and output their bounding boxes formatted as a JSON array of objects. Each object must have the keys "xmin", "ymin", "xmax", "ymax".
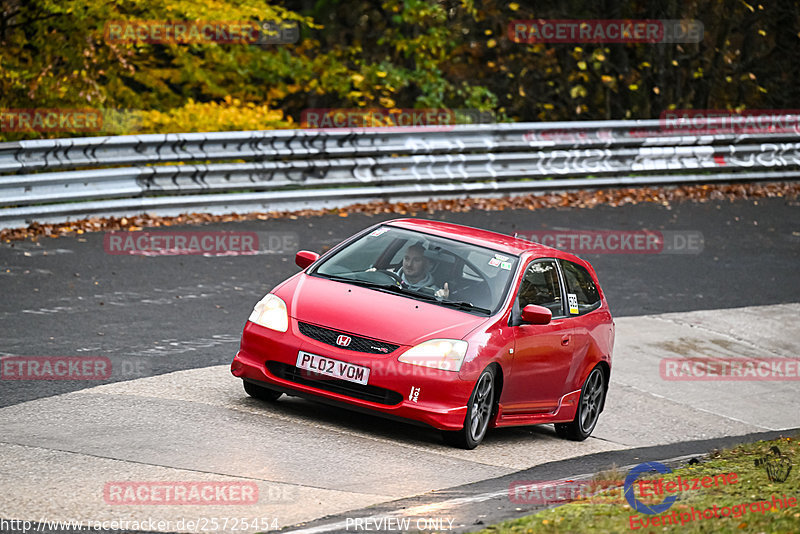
[
  {"xmin": 1, "ymin": 196, "xmax": 798, "ymax": 532},
  {"xmin": 0, "ymin": 303, "xmax": 797, "ymax": 532}
]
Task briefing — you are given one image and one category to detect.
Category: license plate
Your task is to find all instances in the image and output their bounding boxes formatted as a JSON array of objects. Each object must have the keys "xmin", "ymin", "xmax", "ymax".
[{"xmin": 295, "ymin": 351, "xmax": 370, "ymax": 385}]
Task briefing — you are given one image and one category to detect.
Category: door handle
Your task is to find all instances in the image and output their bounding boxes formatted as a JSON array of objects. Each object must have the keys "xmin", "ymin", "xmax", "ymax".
[{"xmin": 561, "ymin": 335, "xmax": 570, "ymax": 346}]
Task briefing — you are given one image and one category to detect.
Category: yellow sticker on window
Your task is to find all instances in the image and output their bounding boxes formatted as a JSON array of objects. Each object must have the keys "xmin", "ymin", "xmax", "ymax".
[{"xmin": 568, "ymin": 293, "xmax": 579, "ymax": 314}]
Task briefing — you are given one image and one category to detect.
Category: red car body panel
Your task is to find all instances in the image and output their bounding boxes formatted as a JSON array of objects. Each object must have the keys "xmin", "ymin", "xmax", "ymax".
[
  {"xmin": 232, "ymin": 218, "xmax": 614, "ymax": 433},
  {"xmin": 282, "ymin": 274, "xmax": 486, "ymax": 345}
]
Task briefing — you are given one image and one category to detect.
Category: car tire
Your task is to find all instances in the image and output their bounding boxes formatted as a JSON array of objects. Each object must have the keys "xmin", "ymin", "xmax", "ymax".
[
  {"xmin": 443, "ymin": 367, "xmax": 496, "ymax": 449},
  {"xmin": 243, "ymin": 380, "xmax": 283, "ymax": 402},
  {"xmin": 555, "ymin": 366, "xmax": 605, "ymax": 441}
]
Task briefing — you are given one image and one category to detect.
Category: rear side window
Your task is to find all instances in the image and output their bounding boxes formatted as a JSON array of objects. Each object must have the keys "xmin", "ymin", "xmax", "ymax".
[
  {"xmin": 517, "ymin": 260, "xmax": 565, "ymax": 318},
  {"xmin": 560, "ymin": 261, "xmax": 601, "ymax": 315}
]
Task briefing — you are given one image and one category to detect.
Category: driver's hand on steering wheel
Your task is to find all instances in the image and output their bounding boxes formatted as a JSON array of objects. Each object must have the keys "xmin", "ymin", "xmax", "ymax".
[
  {"xmin": 435, "ymin": 282, "xmax": 450, "ymax": 299},
  {"xmin": 366, "ymin": 267, "xmax": 377, "ymax": 272}
]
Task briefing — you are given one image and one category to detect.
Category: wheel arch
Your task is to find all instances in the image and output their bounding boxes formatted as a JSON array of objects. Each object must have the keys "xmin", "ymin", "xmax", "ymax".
[
  {"xmin": 487, "ymin": 361, "xmax": 504, "ymax": 422},
  {"xmin": 593, "ymin": 360, "xmax": 611, "ymax": 413}
]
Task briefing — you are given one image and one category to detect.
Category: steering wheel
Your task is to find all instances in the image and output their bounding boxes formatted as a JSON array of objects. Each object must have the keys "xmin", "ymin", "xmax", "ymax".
[
  {"xmin": 380, "ymin": 269, "xmax": 403, "ymax": 285},
  {"xmin": 360, "ymin": 268, "xmax": 403, "ymax": 286}
]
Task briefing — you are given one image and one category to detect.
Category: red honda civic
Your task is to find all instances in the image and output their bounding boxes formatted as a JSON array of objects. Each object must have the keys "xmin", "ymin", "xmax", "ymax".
[{"xmin": 231, "ymin": 219, "xmax": 614, "ymax": 449}]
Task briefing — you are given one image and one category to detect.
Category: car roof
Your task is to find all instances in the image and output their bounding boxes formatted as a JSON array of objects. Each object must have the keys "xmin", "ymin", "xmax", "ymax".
[{"xmin": 384, "ymin": 218, "xmax": 573, "ymax": 259}]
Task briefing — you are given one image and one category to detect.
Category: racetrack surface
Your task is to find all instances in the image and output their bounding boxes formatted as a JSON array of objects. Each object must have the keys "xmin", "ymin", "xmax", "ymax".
[{"xmin": 1, "ymin": 196, "xmax": 799, "ymax": 533}]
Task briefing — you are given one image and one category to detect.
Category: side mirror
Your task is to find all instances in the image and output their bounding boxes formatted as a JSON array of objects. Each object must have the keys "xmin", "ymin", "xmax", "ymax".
[
  {"xmin": 295, "ymin": 250, "xmax": 319, "ymax": 269},
  {"xmin": 521, "ymin": 304, "xmax": 552, "ymax": 325}
]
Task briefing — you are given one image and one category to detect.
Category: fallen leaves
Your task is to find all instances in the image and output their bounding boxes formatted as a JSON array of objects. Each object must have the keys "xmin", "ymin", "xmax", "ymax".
[{"xmin": 1, "ymin": 181, "xmax": 798, "ymax": 243}]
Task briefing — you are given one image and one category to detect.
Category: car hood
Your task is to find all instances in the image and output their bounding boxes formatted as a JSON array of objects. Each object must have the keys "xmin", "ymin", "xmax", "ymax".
[{"xmin": 275, "ymin": 273, "xmax": 489, "ymax": 346}]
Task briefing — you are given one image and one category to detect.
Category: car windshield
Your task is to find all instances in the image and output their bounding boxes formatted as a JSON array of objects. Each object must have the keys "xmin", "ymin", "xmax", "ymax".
[{"xmin": 310, "ymin": 226, "xmax": 519, "ymax": 315}]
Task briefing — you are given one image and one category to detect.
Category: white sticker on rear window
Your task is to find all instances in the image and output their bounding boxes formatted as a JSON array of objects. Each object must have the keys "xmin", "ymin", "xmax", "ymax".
[
  {"xmin": 568, "ymin": 293, "xmax": 579, "ymax": 314},
  {"xmin": 488, "ymin": 258, "xmax": 501, "ymax": 267},
  {"xmin": 494, "ymin": 253, "xmax": 510, "ymax": 261},
  {"xmin": 500, "ymin": 261, "xmax": 512, "ymax": 270},
  {"xmin": 369, "ymin": 228, "xmax": 389, "ymax": 237}
]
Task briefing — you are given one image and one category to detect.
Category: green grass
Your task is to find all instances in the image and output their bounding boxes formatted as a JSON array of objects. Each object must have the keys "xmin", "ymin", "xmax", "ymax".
[{"xmin": 478, "ymin": 435, "xmax": 800, "ymax": 534}]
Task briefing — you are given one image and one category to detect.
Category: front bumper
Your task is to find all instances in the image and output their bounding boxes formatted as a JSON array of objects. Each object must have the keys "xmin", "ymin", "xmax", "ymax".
[{"xmin": 231, "ymin": 320, "xmax": 473, "ymax": 431}]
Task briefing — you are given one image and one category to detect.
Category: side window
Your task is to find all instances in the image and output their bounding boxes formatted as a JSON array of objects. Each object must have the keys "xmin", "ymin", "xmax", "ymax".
[
  {"xmin": 560, "ymin": 260, "xmax": 601, "ymax": 315},
  {"xmin": 517, "ymin": 260, "xmax": 565, "ymax": 317}
]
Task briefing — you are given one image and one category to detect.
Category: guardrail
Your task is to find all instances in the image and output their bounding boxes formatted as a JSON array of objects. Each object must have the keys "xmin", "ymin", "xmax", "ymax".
[{"xmin": 1, "ymin": 119, "xmax": 799, "ymax": 229}]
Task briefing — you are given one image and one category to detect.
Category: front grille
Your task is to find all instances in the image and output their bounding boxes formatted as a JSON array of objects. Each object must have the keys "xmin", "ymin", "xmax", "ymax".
[
  {"xmin": 266, "ymin": 361, "xmax": 404, "ymax": 405},
  {"xmin": 298, "ymin": 322, "xmax": 399, "ymax": 354}
]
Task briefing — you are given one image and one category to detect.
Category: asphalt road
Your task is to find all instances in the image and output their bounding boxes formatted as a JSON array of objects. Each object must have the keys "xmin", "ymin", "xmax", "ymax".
[
  {"xmin": 1, "ymin": 195, "xmax": 799, "ymax": 533},
  {"xmin": 1, "ymin": 196, "xmax": 798, "ymax": 407}
]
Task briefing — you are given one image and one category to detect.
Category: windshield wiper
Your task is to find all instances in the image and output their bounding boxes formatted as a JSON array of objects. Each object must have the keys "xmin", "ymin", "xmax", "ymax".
[
  {"xmin": 321, "ymin": 274, "xmax": 396, "ymax": 290},
  {"xmin": 321, "ymin": 274, "xmax": 440, "ymax": 302},
  {"xmin": 385, "ymin": 286, "xmax": 439, "ymax": 301},
  {"xmin": 438, "ymin": 300, "xmax": 492, "ymax": 314},
  {"xmin": 320, "ymin": 275, "xmax": 487, "ymax": 311}
]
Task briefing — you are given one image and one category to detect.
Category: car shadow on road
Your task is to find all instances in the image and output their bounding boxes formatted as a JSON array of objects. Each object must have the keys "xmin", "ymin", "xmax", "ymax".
[{"xmin": 233, "ymin": 392, "xmax": 620, "ymax": 467}]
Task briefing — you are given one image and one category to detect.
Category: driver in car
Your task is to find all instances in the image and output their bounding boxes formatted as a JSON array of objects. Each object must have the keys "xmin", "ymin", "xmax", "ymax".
[
  {"xmin": 398, "ymin": 243, "xmax": 449, "ymax": 298},
  {"xmin": 370, "ymin": 243, "xmax": 450, "ymax": 299}
]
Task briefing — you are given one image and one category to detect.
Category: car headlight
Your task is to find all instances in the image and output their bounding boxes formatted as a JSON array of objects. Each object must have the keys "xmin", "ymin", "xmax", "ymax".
[
  {"xmin": 248, "ymin": 294, "xmax": 288, "ymax": 332},
  {"xmin": 398, "ymin": 339, "xmax": 468, "ymax": 372}
]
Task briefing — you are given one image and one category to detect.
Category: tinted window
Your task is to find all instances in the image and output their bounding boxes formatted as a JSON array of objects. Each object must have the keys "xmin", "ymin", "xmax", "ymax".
[
  {"xmin": 312, "ymin": 225, "xmax": 518, "ymax": 315},
  {"xmin": 517, "ymin": 260, "xmax": 564, "ymax": 317},
  {"xmin": 561, "ymin": 260, "xmax": 600, "ymax": 315}
]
